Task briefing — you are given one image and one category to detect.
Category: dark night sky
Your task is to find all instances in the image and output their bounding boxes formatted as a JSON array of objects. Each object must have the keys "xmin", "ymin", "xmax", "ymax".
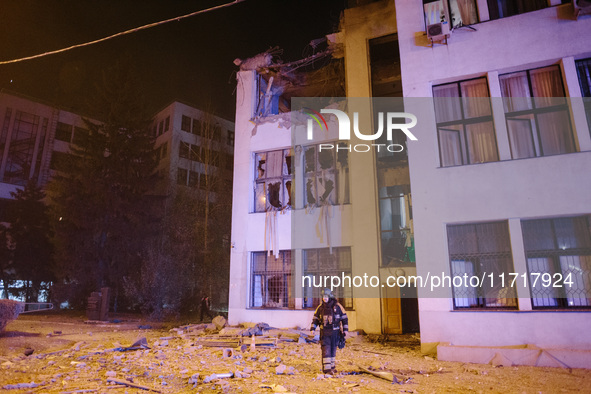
[{"xmin": 0, "ymin": 0, "xmax": 346, "ymax": 120}]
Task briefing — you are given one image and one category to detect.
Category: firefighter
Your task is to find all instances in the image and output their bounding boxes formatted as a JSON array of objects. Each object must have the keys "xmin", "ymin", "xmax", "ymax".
[{"xmin": 310, "ymin": 288, "xmax": 348, "ymax": 374}]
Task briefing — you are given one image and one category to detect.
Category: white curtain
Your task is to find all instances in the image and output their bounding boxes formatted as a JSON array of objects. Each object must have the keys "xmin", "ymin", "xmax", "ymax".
[
  {"xmin": 439, "ymin": 127, "xmax": 463, "ymax": 166},
  {"xmin": 466, "ymin": 121, "xmax": 497, "ymax": 163},
  {"xmin": 507, "ymin": 117, "xmax": 536, "ymax": 159}
]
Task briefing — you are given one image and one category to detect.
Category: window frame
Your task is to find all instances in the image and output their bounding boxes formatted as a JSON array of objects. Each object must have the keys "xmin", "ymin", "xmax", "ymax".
[
  {"xmin": 521, "ymin": 216, "xmax": 591, "ymax": 310},
  {"xmin": 447, "ymin": 221, "xmax": 518, "ymax": 310},
  {"xmin": 302, "ymin": 247, "xmax": 353, "ymax": 310},
  {"xmin": 253, "ymin": 148, "xmax": 293, "ymax": 213},
  {"xmin": 433, "ymin": 77, "xmax": 498, "ymax": 167},
  {"xmin": 250, "ymin": 250, "xmax": 294, "ymax": 309},
  {"xmin": 302, "ymin": 142, "xmax": 350, "ymax": 207},
  {"xmin": 500, "ymin": 65, "xmax": 575, "ymax": 159}
]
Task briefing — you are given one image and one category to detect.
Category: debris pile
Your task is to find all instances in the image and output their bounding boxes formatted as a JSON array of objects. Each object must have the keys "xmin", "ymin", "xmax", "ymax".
[{"xmin": 2, "ymin": 316, "xmax": 589, "ymax": 393}]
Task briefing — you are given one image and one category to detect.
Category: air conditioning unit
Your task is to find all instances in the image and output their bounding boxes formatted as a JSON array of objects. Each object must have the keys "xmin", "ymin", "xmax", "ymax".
[
  {"xmin": 426, "ymin": 22, "xmax": 450, "ymax": 44},
  {"xmin": 573, "ymin": 0, "xmax": 591, "ymax": 18}
]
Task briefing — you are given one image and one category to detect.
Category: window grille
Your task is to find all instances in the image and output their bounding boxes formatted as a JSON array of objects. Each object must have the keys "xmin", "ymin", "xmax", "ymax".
[
  {"xmin": 447, "ymin": 221, "xmax": 517, "ymax": 309},
  {"xmin": 302, "ymin": 247, "xmax": 353, "ymax": 310},
  {"xmin": 433, "ymin": 77, "xmax": 498, "ymax": 167},
  {"xmin": 500, "ymin": 65, "xmax": 575, "ymax": 159},
  {"xmin": 251, "ymin": 251, "xmax": 294, "ymax": 308},
  {"xmin": 254, "ymin": 149, "xmax": 293, "ymax": 212},
  {"xmin": 303, "ymin": 142, "xmax": 349, "ymax": 207},
  {"xmin": 521, "ymin": 216, "xmax": 591, "ymax": 309}
]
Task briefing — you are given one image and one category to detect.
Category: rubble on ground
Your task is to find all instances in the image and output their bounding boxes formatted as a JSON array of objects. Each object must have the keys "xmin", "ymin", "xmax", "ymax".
[{"xmin": 1, "ymin": 316, "xmax": 590, "ymax": 393}]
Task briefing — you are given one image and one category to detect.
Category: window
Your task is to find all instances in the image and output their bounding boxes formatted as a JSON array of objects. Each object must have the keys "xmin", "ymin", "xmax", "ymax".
[
  {"xmin": 423, "ymin": 0, "xmax": 478, "ymax": 29},
  {"xmin": 576, "ymin": 58, "xmax": 591, "ymax": 134},
  {"xmin": 192, "ymin": 118, "xmax": 201, "ymax": 136},
  {"xmin": 179, "ymin": 141, "xmax": 190, "ymax": 159},
  {"xmin": 227, "ymin": 130, "xmax": 235, "ymax": 147},
  {"xmin": 303, "ymin": 247, "xmax": 353, "ymax": 310},
  {"xmin": 164, "ymin": 116, "xmax": 170, "ymax": 132},
  {"xmin": 447, "ymin": 221, "xmax": 517, "ymax": 309},
  {"xmin": 158, "ymin": 120, "xmax": 164, "ymax": 136},
  {"xmin": 251, "ymin": 251, "xmax": 294, "ymax": 308},
  {"xmin": 521, "ymin": 216, "xmax": 591, "ymax": 309},
  {"xmin": 380, "ymin": 185, "xmax": 414, "ymax": 266},
  {"xmin": 303, "ymin": 143, "xmax": 349, "ymax": 207},
  {"xmin": 177, "ymin": 168, "xmax": 188, "ymax": 186},
  {"xmin": 433, "ymin": 78, "xmax": 497, "ymax": 167},
  {"xmin": 55, "ymin": 121, "xmax": 73, "ymax": 142},
  {"xmin": 189, "ymin": 144, "xmax": 200, "ymax": 162},
  {"xmin": 181, "ymin": 115, "xmax": 191, "ymax": 132},
  {"xmin": 487, "ymin": 0, "xmax": 547, "ymax": 20},
  {"xmin": 72, "ymin": 126, "xmax": 89, "ymax": 146},
  {"xmin": 4, "ymin": 111, "xmax": 41, "ymax": 185},
  {"xmin": 188, "ymin": 170, "xmax": 199, "ymax": 188},
  {"xmin": 500, "ymin": 66, "xmax": 575, "ymax": 159},
  {"xmin": 160, "ymin": 142, "xmax": 168, "ymax": 159},
  {"xmin": 254, "ymin": 149, "xmax": 292, "ymax": 212}
]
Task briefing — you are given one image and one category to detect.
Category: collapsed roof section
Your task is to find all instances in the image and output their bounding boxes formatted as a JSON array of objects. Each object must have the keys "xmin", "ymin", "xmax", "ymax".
[{"xmin": 234, "ymin": 37, "xmax": 345, "ymax": 120}]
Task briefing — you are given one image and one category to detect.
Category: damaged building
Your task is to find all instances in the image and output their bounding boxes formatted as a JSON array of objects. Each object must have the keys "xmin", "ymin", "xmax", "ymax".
[{"xmin": 228, "ymin": 0, "xmax": 591, "ymax": 369}]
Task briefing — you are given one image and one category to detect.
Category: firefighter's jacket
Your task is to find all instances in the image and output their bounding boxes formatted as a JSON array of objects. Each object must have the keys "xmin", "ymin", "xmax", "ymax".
[{"xmin": 310, "ymin": 299, "xmax": 348, "ymax": 336}]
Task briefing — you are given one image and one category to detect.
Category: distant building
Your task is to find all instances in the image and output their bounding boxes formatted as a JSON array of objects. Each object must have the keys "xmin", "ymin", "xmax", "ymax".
[{"xmin": 0, "ymin": 91, "xmax": 234, "ymax": 203}]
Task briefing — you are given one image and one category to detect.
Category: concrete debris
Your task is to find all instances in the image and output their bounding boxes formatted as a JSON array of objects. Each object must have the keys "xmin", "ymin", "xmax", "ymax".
[{"xmin": 212, "ymin": 315, "xmax": 227, "ymax": 330}]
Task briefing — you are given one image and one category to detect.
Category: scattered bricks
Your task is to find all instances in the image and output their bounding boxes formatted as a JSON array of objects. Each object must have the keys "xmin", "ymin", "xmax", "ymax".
[
  {"xmin": 106, "ymin": 371, "xmax": 117, "ymax": 377},
  {"xmin": 243, "ymin": 367, "xmax": 253, "ymax": 374},
  {"xmin": 222, "ymin": 348, "xmax": 234, "ymax": 358}
]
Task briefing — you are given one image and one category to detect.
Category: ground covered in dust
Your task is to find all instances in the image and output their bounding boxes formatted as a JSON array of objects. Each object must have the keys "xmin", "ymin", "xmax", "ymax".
[{"xmin": 1, "ymin": 313, "xmax": 590, "ymax": 393}]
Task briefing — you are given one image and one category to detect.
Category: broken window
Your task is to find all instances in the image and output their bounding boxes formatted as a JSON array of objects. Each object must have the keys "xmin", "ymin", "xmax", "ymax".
[
  {"xmin": 303, "ymin": 142, "xmax": 349, "ymax": 207},
  {"xmin": 303, "ymin": 247, "xmax": 353, "ymax": 310},
  {"xmin": 254, "ymin": 149, "xmax": 293, "ymax": 212},
  {"xmin": 251, "ymin": 250, "xmax": 294, "ymax": 309},
  {"xmin": 447, "ymin": 221, "xmax": 517, "ymax": 309}
]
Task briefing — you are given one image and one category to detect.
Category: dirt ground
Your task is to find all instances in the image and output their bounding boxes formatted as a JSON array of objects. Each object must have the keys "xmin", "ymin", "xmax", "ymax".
[{"xmin": 1, "ymin": 313, "xmax": 590, "ymax": 393}]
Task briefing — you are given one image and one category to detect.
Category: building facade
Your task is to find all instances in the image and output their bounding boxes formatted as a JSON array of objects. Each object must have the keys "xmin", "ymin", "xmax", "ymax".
[
  {"xmin": 229, "ymin": 0, "xmax": 591, "ymax": 367},
  {"xmin": 396, "ymin": 0, "xmax": 591, "ymax": 367}
]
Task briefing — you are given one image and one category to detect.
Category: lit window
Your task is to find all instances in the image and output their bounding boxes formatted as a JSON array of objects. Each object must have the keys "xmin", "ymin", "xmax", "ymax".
[
  {"xmin": 433, "ymin": 77, "xmax": 498, "ymax": 167},
  {"xmin": 500, "ymin": 65, "xmax": 575, "ymax": 159}
]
